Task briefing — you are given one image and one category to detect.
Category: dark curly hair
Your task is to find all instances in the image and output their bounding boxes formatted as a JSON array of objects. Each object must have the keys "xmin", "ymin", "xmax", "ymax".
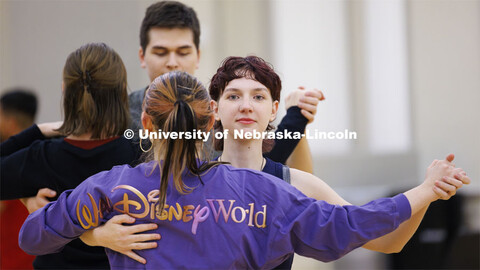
[{"xmin": 209, "ymin": 56, "xmax": 282, "ymax": 152}]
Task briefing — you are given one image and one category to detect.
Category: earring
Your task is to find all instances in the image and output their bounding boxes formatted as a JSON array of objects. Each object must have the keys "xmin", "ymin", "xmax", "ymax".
[{"xmin": 139, "ymin": 138, "xmax": 153, "ymax": 153}]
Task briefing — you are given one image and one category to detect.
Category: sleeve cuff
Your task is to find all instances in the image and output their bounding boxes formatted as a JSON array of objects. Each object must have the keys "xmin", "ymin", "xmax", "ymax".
[
  {"xmin": 286, "ymin": 106, "xmax": 308, "ymax": 123},
  {"xmin": 393, "ymin": 193, "xmax": 412, "ymax": 223},
  {"xmin": 30, "ymin": 124, "xmax": 46, "ymax": 140},
  {"xmin": 277, "ymin": 106, "xmax": 308, "ymax": 133}
]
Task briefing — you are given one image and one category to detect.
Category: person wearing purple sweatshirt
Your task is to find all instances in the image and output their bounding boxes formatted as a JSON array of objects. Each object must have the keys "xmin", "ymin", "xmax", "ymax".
[
  {"xmin": 80, "ymin": 56, "xmax": 470, "ymax": 267},
  {"xmin": 19, "ymin": 71, "xmax": 470, "ymax": 269}
]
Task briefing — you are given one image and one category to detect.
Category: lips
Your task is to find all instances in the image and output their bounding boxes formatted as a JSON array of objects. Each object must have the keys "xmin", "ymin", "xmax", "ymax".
[{"xmin": 236, "ymin": 118, "xmax": 256, "ymax": 124}]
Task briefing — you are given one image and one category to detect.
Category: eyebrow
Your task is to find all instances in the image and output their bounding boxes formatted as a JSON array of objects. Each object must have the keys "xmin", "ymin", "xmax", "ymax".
[
  {"xmin": 224, "ymin": 87, "xmax": 269, "ymax": 93},
  {"xmin": 151, "ymin": 45, "xmax": 193, "ymax": 50}
]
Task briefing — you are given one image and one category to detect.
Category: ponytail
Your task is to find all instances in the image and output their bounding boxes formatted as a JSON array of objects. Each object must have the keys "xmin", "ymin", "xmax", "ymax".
[
  {"xmin": 57, "ymin": 43, "xmax": 129, "ymax": 139},
  {"xmin": 157, "ymin": 99, "xmax": 204, "ymax": 211},
  {"xmin": 79, "ymin": 70, "xmax": 95, "ymax": 128},
  {"xmin": 144, "ymin": 71, "xmax": 219, "ymax": 212}
]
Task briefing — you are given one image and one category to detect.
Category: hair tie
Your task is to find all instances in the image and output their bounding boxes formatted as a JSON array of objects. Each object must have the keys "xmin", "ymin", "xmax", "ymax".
[
  {"xmin": 81, "ymin": 70, "xmax": 92, "ymax": 93},
  {"xmin": 85, "ymin": 70, "xmax": 92, "ymax": 82},
  {"xmin": 174, "ymin": 100, "xmax": 185, "ymax": 107}
]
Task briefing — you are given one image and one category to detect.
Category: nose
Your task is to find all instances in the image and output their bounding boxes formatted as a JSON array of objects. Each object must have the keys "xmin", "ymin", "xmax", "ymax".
[
  {"xmin": 239, "ymin": 98, "xmax": 253, "ymax": 113},
  {"xmin": 166, "ymin": 53, "xmax": 179, "ymax": 70}
]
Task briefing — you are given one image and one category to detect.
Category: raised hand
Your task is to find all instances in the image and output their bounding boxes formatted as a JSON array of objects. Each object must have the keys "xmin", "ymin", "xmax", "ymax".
[
  {"xmin": 284, "ymin": 87, "xmax": 325, "ymax": 123},
  {"xmin": 432, "ymin": 154, "xmax": 471, "ymax": 200},
  {"xmin": 425, "ymin": 154, "xmax": 471, "ymax": 201}
]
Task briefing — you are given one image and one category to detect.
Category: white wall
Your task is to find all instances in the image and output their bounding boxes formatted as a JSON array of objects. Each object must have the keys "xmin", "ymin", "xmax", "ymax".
[{"xmin": 408, "ymin": 0, "xmax": 480, "ymax": 195}]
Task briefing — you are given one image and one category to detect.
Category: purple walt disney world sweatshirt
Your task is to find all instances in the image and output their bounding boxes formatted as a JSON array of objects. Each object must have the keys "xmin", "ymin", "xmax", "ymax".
[{"xmin": 20, "ymin": 162, "xmax": 411, "ymax": 269}]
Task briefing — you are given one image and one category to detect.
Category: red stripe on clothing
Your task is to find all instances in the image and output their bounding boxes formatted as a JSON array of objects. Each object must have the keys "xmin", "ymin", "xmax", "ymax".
[{"xmin": 64, "ymin": 136, "xmax": 120, "ymax": 150}]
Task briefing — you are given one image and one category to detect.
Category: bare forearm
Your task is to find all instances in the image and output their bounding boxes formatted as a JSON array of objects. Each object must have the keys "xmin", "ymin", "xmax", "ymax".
[
  {"xmin": 363, "ymin": 204, "xmax": 429, "ymax": 253},
  {"xmin": 404, "ymin": 184, "xmax": 437, "ymax": 215},
  {"xmin": 362, "ymin": 184, "xmax": 436, "ymax": 253},
  {"xmin": 79, "ymin": 230, "xmax": 98, "ymax": 246},
  {"xmin": 286, "ymin": 137, "xmax": 313, "ymax": 173},
  {"xmin": 362, "ymin": 182, "xmax": 438, "ymax": 254}
]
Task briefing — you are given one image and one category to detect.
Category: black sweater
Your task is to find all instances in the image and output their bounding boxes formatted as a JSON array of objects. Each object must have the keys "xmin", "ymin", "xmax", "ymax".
[
  {"xmin": 1, "ymin": 125, "xmax": 141, "ymax": 269},
  {"xmin": 264, "ymin": 106, "xmax": 309, "ymax": 163}
]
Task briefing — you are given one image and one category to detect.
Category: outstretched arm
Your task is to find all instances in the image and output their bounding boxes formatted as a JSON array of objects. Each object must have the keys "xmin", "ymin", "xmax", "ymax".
[
  {"xmin": 0, "ymin": 121, "xmax": 63, "ymax": 156},
  {"xmin": 290, "ymin": 154, "xmax": 470, "ymax": 254},
  {"xmin": 363, "ymin": 154, "xmax": 469, "ymax": 253}
]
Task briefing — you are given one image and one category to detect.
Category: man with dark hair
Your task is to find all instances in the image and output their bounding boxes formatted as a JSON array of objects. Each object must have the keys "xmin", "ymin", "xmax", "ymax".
[
  {"xmin": 0, "ymin": 89, "xmax": 37, "ymax": 269},
  {"xmin": 130, "ymin": 1, "xmax": 201, "ymax": 136},
  {"xmin": 129, "ymin": 1, "xmax": 319, "ymax": 167},
  {"xmin": 0, "ymin": 89, "xmax": 37, "ymax": 142},
  {"xmin": 139, "ymin": 1, "xmax": 200, "ymax": 56}
]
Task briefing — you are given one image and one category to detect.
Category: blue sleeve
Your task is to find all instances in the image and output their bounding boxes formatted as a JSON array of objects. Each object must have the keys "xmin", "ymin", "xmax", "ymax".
[
  {"xmin": 18, "ymin": 170, "xmax": 114, "ymax": 255},
  {"xmin": 269, "ymin": 193, "xmax": 411, "ymax": 263},
  {"xmin": 264, "ymin": 106, "xmax": 308, "ymax": 164},
  {"xmin": 0, "ymin": 124, "xmax": 46, "ymax": 157}
]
